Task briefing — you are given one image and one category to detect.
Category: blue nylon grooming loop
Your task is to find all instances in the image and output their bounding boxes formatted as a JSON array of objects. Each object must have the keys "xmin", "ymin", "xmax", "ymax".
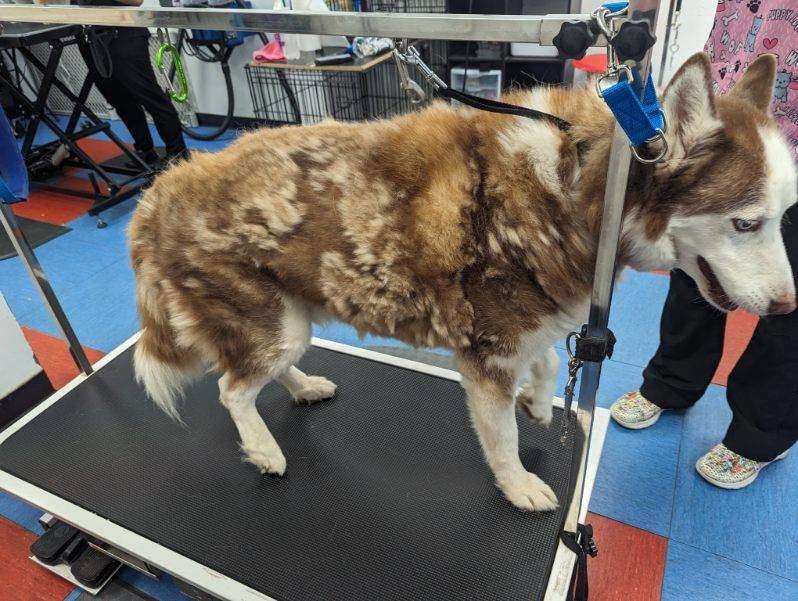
[
  {"xmin": 595, "ymin": 0, "xmax": 667, "ymax": 164},
  {"xmin": 600, "ymin": 71, "xmax": 667, "ymax": 163}
]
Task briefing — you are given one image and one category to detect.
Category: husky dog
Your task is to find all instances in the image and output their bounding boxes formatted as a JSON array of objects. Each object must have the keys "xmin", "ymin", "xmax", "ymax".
[{"xmin": 130, "ymin": 54, "xmax": 796, "ymax": 512}]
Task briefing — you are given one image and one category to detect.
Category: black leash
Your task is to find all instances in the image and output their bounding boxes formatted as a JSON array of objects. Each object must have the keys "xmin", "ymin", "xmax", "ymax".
[
  {"xmin": 560, "ymin": 523, "xmax": 599, "ymax": 601},
  {"xmin": 437, "ymin": 86, "xmax": 572, "ymax": 132}
]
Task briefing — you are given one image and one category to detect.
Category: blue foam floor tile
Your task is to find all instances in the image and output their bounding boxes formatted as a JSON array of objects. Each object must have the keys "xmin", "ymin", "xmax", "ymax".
[
  {"xmin": 670, "ymin": 387, "xmax": 798, "ymax": 582},
  {"xmin": 16, "ymin": 257, "xmax": 140, "ymax": 352},
  {"xmin": 313, "ymin": 321, "xmax": 417, "ymax": 350},
  {"xmin": 662, "ymin": 541, "xmax": 798, "ymax": 601},
  {"xmin": 0, "ymin": 491, "xmax": 43, "ymax": 534},
  {"xmin": 607, "ymin": 269, "xmax": 670, "ymax": 370},
  {"xmin": 64, "ymin": 588, "xmax": 82, "ymax": 601},
  {"xmin": 588, "ymin": 365, "xmax": 684, "ymax": 536}
]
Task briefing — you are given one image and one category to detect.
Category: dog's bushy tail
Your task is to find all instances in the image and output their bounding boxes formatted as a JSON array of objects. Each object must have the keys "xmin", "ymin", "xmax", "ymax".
[{"xmin": 133, "ymin": 289, "xmax": 202, "ymax": 423}]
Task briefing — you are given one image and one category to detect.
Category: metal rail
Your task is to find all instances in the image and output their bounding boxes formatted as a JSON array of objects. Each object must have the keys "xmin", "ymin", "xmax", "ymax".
[
  {"xmin": 0, "ymin": 6, "xmax": 606, "ymax": 45},
  {"xmin": 0, "ymin": 203, "xmax": 93, "ymax": 375},
  {"xmin": 572, "ymin": 0, "xmax": 662, "ymax": 522}
]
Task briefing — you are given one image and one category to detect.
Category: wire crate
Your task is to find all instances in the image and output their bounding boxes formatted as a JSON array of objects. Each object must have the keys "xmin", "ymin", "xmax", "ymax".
[{"xmin": 245, "ymin": 53, "xmax": 432, "ymax": 126}]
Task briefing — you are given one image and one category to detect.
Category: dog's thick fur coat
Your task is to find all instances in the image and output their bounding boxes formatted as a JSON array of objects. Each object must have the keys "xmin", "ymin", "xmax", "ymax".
[{"xmin": 130, "ymin": 54, "xmax": 796, "ymax": 510}]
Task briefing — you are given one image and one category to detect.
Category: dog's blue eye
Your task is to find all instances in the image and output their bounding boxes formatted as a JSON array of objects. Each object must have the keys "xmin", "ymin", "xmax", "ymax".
[{"xmin": 732, "ymin": 218, "xmax": 761, "ymax": 232}]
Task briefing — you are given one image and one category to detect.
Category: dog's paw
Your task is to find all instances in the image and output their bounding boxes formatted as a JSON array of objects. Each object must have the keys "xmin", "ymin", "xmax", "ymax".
[
  {"xmin": 498, "ymin": 472, "xmax": 559, "ymax": 512},
  {"xmin": 242, "ymin": 443, "xmax": 287, "ymax": 476},
  {"xmin": 518, "ymin": 392, "xmax": 553, "ymax": 427},
  {"xmin": 292, "ymin": 376, "xmax": 336, "ymax": 405}
]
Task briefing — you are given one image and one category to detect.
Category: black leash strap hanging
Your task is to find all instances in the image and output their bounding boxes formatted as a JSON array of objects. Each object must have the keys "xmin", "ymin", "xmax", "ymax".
[
  {"xmin": 393, "ymin": 43, "xmax": 572, "ymax": 132},
  {"xmin": 436, "ymin": 86, "xmax": 572, "ymax": 132},
  {"xmin": 560, "ymin": 523, "xmax": 598, "ymax": 601}
]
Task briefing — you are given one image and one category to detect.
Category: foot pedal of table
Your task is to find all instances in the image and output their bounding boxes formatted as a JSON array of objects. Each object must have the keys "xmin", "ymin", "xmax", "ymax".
[
  {"xmin": 70, "ymin": 547, "xmax": 121, "ymax": 588},
  {"xmin": 29, "ymin": 521, "xmax": 78, "ymax": 565},
  {"xmin": 61, "ymin": 534, "xmax": 87, "ymax": 564}
]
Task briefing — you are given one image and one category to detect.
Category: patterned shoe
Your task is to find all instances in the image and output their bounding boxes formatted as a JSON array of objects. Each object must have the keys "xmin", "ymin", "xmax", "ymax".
[
  {"xmin": 695, "ymin": 443, "xmax": 789, "ymax": 490},
  {"xmin": 610, "ymin": 391, "xmax": 664, "ymax": 429}
]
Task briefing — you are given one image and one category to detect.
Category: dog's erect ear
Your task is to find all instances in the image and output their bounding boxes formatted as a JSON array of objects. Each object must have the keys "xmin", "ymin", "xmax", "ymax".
[
  {"xmin": 662, "ymin": 53, "xmax": 717, "ymax": 146},
  {"xmin": 730, "ymin": 53, "xmax": 776, "ymax": 111}
]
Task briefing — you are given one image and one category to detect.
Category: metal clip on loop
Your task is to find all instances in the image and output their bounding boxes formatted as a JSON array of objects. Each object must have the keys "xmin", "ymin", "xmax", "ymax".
[{"xmin": 631, "ymin": 129, "xmax": 669, "ymax": 164}]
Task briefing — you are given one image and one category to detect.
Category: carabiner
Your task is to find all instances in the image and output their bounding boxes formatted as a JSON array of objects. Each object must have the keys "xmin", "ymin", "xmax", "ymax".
[{"xmin": 155, "ymin": 29, "xmax": 189, "ymax": 104}]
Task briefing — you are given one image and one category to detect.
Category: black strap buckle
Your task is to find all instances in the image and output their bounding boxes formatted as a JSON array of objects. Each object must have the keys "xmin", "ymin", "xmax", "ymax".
[
  {"xmin": 560, "ymin": 523, "xmax": 598, "ymax": 601},
  {"xmin": 574, "ymin": 324, "xmax": 616, "ymax": 363}
]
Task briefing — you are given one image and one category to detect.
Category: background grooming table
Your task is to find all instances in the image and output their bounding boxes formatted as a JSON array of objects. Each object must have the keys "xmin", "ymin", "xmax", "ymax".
[
  {"xmin": 0, "ymin": 22, "xmax": 152, "ymax": 218},
  {"xmin": 0, "ymin": 337, "xmax": 607, "ymax": 601}
]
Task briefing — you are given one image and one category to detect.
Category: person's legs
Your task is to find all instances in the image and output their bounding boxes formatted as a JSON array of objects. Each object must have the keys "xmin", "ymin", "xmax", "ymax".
[
  {"xmin": 110, "ymin": 36, "xmax": 187, "ymax": 158},
  {"xmin": 640, "ymin": 269, "xmax": 728, "ymax": 409},
  {"xmin": 77, "ymin": 36, "xmax": 156, "ymax": 156},
  {"xmin": 612, "ymin": 269, "xmax": 728, "ymax": 429},
  {"xmin": 722, "ymin": 204, "xmax": 798, "ymax": 462}
]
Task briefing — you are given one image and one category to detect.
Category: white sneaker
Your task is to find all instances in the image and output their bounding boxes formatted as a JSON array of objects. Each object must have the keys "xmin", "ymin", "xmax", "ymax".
[
  {"xmin": 695, "ymin": 443, "xmax": 789, "ymax": 490},
  {"xmin": 610, "ymin": 391, "xmax": 665, "ymax": 429}
]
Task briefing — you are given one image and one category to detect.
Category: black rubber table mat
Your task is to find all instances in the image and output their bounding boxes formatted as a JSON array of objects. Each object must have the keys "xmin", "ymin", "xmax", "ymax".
[
  {"xmin": 0, "ymin": 345, "xmax": 583, "ymax": 601},
  {"xmin": 0, "ymin": 216, "xmax": 70, "ymax": 260}
]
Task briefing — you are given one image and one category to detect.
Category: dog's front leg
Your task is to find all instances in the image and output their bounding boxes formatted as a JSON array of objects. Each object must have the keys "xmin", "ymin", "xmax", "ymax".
[
  {"xmin": 517, "ymin": 346, "xmax": 559, "ymax": 427},
  {"xmin": 460, "ymin": 359, "xmax": 558, "ymax": 512}
]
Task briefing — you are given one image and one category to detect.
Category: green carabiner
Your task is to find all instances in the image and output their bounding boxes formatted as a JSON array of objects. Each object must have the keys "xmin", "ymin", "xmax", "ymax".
[{"xmin": 155, "ymin": 31, "xmax": 189, "ymax": 104}]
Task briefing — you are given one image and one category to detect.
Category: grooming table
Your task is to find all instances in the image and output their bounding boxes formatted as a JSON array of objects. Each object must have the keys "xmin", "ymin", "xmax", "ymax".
[
  {"xmin": 0, "ymin": 336, "xmax": 608, "ymax": 600},
  {"xmin": 0, "ymin": 23, "xmax": 152, "ymax": 221}
]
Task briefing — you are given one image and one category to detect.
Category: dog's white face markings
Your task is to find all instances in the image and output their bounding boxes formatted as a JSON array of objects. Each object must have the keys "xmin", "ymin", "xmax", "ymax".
[
  {"xmin": 672, "ymin": 128, "xmax": 797, "ymax": 315},
  {"xmin": 622, "ymin": 207, "xmax": 677, "ymax": 272}
]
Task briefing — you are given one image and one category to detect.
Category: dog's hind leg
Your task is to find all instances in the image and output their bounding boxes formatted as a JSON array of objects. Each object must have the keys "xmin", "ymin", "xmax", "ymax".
[
  {"xmin": 216, "ymin": 296, "xmax": 318, "ymax": 475},
  {"xmin": 220, "ymin": 372, "xmax": 287, "ymax": 475},
  {"xmin": 277, "ymin": 366, "xmax": 337, "ymax": 405},
  {"xmin": 517, "ymin": 346, "xmax": 559, "ymax": 427},
  {"xmin": 459, "ymin": 357, "xmax": 558, "ymax": 512}
]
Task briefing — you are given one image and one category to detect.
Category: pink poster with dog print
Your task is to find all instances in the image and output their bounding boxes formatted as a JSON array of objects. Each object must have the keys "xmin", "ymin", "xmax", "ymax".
[{"xmin": 706, "ymin": 0, "xmax": 798, "ymax": 158}]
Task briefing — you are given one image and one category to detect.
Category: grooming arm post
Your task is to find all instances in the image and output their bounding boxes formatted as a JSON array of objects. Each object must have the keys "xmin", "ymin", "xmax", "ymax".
[
  {"xmin": 0, "ymin": 203, "xmax": 93, "ymax": 375},
  {"xmin": 573, "ymin": 0, "xmax": 662, "ymax": 522}
]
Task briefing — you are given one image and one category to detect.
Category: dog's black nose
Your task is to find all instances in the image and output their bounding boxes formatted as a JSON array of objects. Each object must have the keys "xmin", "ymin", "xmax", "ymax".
[{"xmin": 768, "ymin": 297, "xmax": 797, "ymax": 316}]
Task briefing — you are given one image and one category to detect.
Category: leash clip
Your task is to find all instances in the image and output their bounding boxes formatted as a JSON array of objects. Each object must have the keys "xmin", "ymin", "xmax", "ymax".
[
  {"xmin": 393, "ymin": 42, "xmax": 426, "ymax": 105},
  {"xmin": 595, "ymin": 64, "xmax": 633, "ymax": 98},
  {"xmin": 393, "ymin": 39, "xmax": 447, "ymax": 103}
]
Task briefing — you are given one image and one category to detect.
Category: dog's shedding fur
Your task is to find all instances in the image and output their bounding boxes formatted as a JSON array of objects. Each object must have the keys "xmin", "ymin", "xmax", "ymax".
[{"xmin": 129, "ymin": 54, "xmax": 797, "ymax": 511}]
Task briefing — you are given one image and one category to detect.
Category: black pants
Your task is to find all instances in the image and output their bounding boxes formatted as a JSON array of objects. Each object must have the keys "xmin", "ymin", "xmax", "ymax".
[
  {"xmin": 641, "ymin": 206, "xmax": 798, "ymax": 462},
  {"xmin": 78, "ymin": 32, "xmax": 186, "ymax": 157}
]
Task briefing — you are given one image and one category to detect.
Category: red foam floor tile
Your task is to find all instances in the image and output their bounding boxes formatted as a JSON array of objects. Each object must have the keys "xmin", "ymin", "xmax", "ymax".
[
  {"xmin": 713, "ymin": 310, "xmax": 758, "ymax": 387},
  {"xmin": 0, "ymin": 516, "xmax": 75, "ymax": 601},
  {"xmin": 77, "ymin": 138, "xmax": 127, "ymax": 164},
  {"xmin": 11, "ymin": 186, "xmax": 94, "ymax": 226},
  {"xmin": 586, "ymin": 512, "xmax": 668, "ymax": 601},
  {"xmin": 22, "ymin": 327, "xmax": 105, "ymax": 390},
  {"xmin": 649, "ymin": 270, "xmax": 758, "ymax": 388}
]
